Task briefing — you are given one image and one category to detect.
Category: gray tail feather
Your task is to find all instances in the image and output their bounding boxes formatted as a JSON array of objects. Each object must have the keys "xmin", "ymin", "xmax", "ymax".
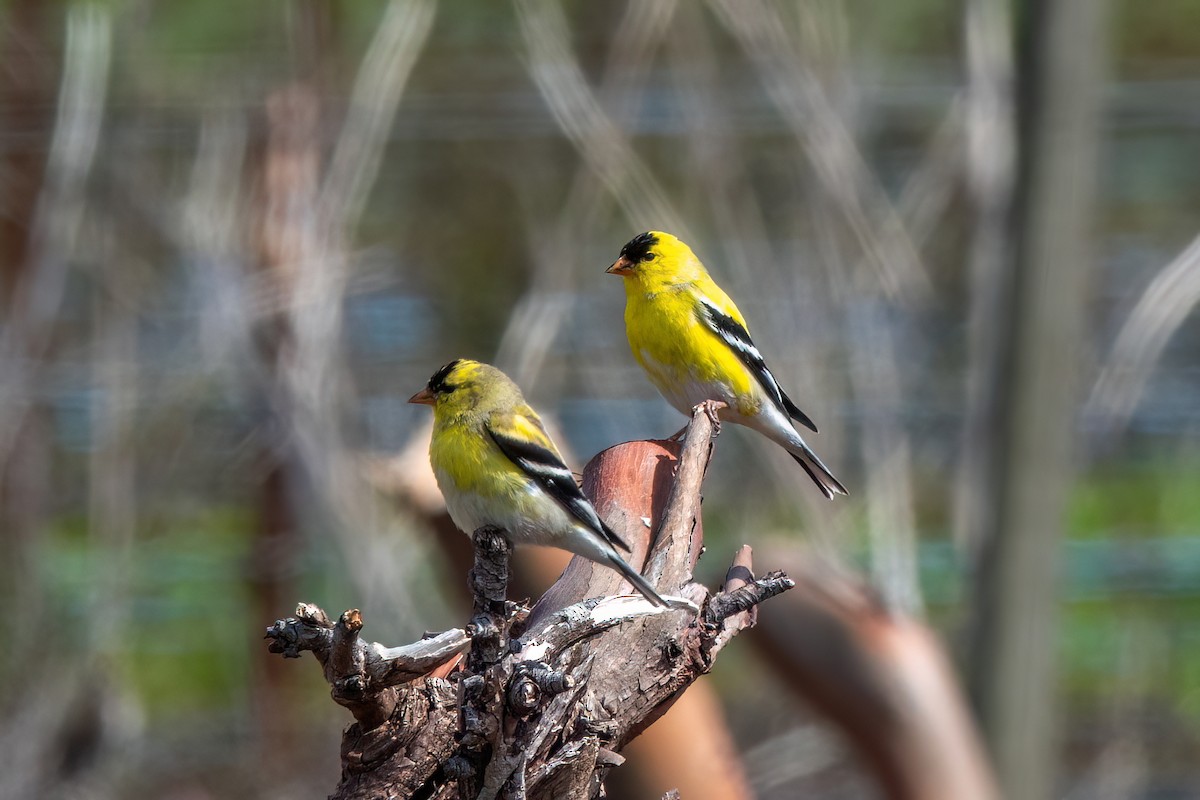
[
  {"xmin": 607, "ymin": 553, "xmax": 668, "ymax": 607},
  {"xmin": 790, "ymin": 445, "xmax": 848, "ymax": 500}
]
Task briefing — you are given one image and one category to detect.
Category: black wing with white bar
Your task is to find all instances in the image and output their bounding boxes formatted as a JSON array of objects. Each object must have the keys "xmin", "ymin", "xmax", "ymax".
[
  {"xmin": 487, "ymin": 415, "xmax": 632, "ymax": 553},
  {"xmin": 697, "ymin": 296, "xmax": 818, "ymax": 433}
]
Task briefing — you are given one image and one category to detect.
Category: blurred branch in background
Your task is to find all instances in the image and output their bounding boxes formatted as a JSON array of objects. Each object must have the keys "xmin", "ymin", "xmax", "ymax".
[
  {"xmin": 513, "ymin": 0, "xmax": 688, "ymax": 239},
  {"xmin": 708, "ymin": 0, "xmax": 928, "ymax": 301},
  {"xmin": 955, "ymin": 0, "xmax": 1015, "ymax": 556},
  {"xmin": 277, "ymin": 0, "xmax": 436, "ymax": 615},
  {"xmin": 752, "ymin": 552, "xmax": 997, "ymax": 799},
  {"xmin": 1086, "ymin": 233, "xmax": 1200, "ymax": 433},
  {"xmin": 0, "ymin": 0, "xmax": 52, "ymax": 685},
  {"xmin": 0, "ymin": 6, "xmax": 114, "ymax": 798},
  {"xmin": 668, "ymin": 1, "xmax": 774, "ymax": 291},
  {"xmin": 846, "ymin": 302, "xmax": 922, "ymax": 616},
  {"xmin": 250, "ymin": 71, "xmax": 323, "ymax": 775},
  {"xmin": 0, "ymin": 3, "xmax": 109, "ymax": 465},
  {"xmin": 497, "ymin": 0, "xmax": 683, "ymax": 390},
  {"xmin": 243, "ymin": 2, "xmax": 438, "ymax": 787},
  {"xmin": 961, "ymin": 1, "xmax": 1109, "ymax": 798},
  {"xmin": 84, "ymin": 222, "xmax": 139, "ymax": 692}
]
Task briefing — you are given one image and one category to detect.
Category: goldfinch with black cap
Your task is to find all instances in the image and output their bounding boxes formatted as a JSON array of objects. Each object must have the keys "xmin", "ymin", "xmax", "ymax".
[
  {"xmin": 607, "ymin": 231, "xmax": 847, "ymax": 499},
  {"xmin": 409, "ymin": 359, "xmax": 672, "ymax": 606}
]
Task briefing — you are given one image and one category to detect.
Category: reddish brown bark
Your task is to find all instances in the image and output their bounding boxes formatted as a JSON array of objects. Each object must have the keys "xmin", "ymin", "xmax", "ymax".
[
  {"xmin": 752, "ymin": 555, "xmax": 998, "ymax": 800},
  {"xmin": 0, "ymin": 0, "xmax": 52, "ymax": 301}
]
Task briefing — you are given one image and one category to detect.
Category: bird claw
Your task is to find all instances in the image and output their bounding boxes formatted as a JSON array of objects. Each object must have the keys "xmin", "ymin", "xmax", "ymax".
[{"xmin": 695, "ymin": 400, "xmax": 727, "ymax": 434}]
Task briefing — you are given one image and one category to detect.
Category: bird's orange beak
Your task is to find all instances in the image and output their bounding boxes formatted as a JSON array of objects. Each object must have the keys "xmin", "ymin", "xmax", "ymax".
[
  {"xmin": 606, "ymin": 256, "xmax": 634, "ymax": 276},
  {"xmin": 408, "ymin": 387, "xmax": 436, "ymax": 405}
]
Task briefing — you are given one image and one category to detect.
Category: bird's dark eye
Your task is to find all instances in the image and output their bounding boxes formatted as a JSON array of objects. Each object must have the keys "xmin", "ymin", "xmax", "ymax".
[{"xmin": 641, "ymin": 252, "xmax": 656, "ymax": 262}]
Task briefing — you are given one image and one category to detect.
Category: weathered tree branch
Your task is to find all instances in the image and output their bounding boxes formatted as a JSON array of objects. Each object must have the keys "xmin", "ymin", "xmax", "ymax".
[
  {"xmin": 266, "ymin": 404, "xmax": 793, "ymax": 798},
  {"xmin": 266, "ymin": 603, "xmax": 470, "ymax": 731}
]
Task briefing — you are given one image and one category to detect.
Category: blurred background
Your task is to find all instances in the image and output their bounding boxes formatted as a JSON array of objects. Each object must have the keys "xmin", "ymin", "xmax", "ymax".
[{"xmin": 2, "ymin": 0, "xmax": 1198, "ymax": 798}]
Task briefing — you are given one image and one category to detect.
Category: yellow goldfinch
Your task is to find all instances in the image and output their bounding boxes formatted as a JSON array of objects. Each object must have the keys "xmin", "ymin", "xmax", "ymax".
[
  {"xmin": 607, "ymin": 231, "xmax": 848, "ymax": 500},
  {"xmin": 409, "ymin": 359, "xmax": 670, "ymax": 606}
]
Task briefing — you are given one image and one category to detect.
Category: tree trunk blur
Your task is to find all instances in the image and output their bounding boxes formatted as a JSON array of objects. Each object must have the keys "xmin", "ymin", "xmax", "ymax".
[
  {"xmin": 961, "ymin": 1, "xmax": 1108, "ymax": 798},
  {"xmin": 0, "ymin": 0, "xmax": 53, "ymax": 677},
  {"xmin": 0, "ymin": 5, "xmax": 113, "ymax": 797},
  {"xmin": 248, "ymin": 0, "xmax": 337, "ymax": 774}
]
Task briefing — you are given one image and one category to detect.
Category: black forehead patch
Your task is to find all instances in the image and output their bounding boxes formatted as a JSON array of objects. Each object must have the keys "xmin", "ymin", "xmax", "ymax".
[
  {"xmin": 428, "ymin": 359, "xmax": 461, "ymax": 393},
  {"xmin": 619, "ymin": 232, "xmax": 658, "ymax": 261}
]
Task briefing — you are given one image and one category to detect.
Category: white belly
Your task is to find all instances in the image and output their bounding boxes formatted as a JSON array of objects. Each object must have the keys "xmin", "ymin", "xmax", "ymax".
[
  {"xmin": 639, "ymin": 351, "xmax": 750, "ymax": 424},
  {"xmin": 434, "ymin": 465, "xmax": 602, "ymax": 558}
]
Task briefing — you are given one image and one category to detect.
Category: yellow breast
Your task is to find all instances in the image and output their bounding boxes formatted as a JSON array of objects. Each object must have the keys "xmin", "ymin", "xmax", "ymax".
[
  {"xmin": 429, "ymin": 421, "xmax": 524, "ymax": 498},
  {"xmin": 624, "ymin": 285, "xmax": 756, "ymax": 402}
]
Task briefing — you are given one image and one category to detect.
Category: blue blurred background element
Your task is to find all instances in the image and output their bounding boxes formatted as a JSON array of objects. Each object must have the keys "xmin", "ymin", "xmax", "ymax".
[{"xmin": 1, "ymin": 1, "xmax": 1199, "ymax": 798}]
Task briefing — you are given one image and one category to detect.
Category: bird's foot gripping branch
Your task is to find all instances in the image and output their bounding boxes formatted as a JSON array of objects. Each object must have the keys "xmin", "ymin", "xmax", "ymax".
[{"xmin": 264, "ymin": 405, "xmax": 795, "ymax": 800}]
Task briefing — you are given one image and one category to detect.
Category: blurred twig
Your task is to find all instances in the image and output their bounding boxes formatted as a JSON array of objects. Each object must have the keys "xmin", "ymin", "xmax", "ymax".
[
  {"xmin": 667, "ymin": 2, "xmax": 772, "ymax": 290},
  {"xmin": 284, "ymin": 0, "xmax": 436, "ymax": 456},
  {"xmin": 321, "ymin": 0, "xmax": 437, "ymax": 233},
  {"xmin": 498, "ymin": 0, "xmax": 681, "ymax": 389},
  {"xmin": 85, "ymin": 222, "xmax": 139, "ymax": 653},
  {"xmin": 1086, "ymin": 233, "xmax": 1200, "ymax": 432},
  {"xmin": 955, "ymin": 0, "xmax": 1017, "ymax": 554},
  {"xmin": 846, "ymin": 303, "xmax": 922, "ymax": 615},
  {"xmin": 707, "ymin": 0, "xmax": 929, "ymax": 300},
  {"xmin": 183, "ymin": 111, "xmax": 256, "ymax": 374},
  {"xmin": 513, "ymin": 0, "xmax": 687, "ymax": 237},
  {"xmin": 896, "ymin": 93, "xmax": 967, "ymax": 249}
]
